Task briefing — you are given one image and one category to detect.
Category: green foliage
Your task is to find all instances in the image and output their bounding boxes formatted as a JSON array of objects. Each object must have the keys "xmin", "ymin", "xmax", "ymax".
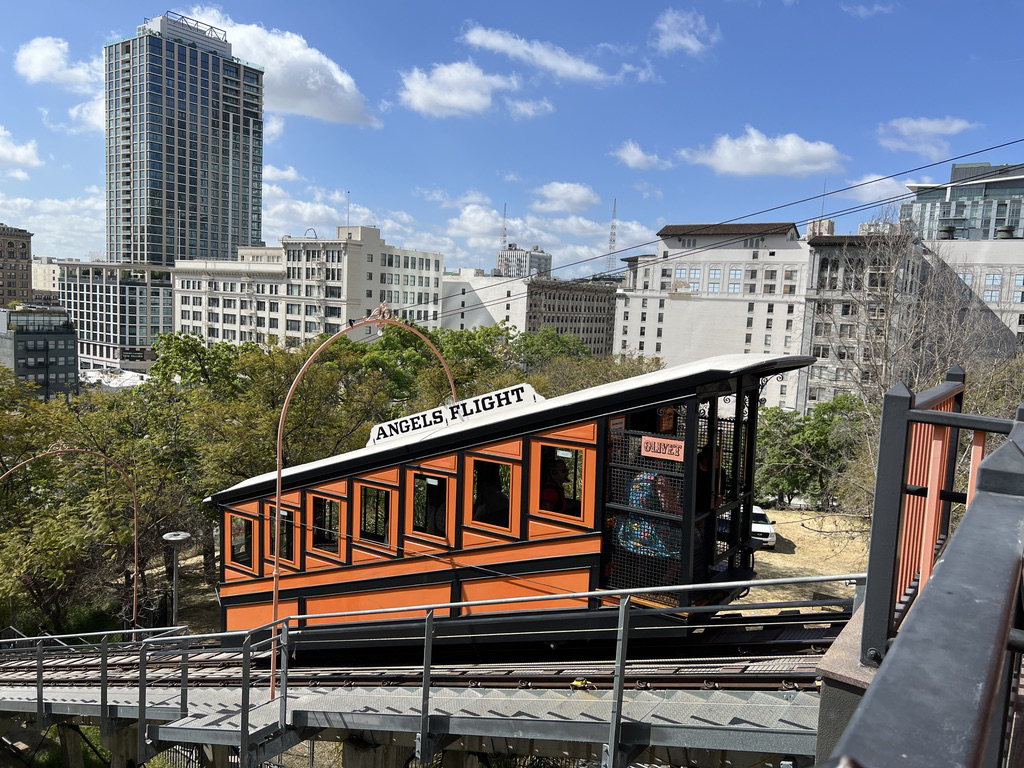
[{"xmin": 756, "ymin": 395, "xmax": 870, "ymax": 511}]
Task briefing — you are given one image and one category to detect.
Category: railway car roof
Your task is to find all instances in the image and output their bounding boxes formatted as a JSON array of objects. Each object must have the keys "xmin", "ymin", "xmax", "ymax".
[{"xmin": 208, "ymin": 353, "xmax": 813, "ymax": 506}]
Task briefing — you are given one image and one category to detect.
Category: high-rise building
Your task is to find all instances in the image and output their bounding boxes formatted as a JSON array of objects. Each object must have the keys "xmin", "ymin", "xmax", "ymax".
[
  {"xmin": 496, "ymin": 243, "xmax": 552, "ymax": 278},
  {"xmin": 105, "ymin": 11, "xmax": 264, "ymax": 265},
  {"xmin": 0, "ymin": 224, "xmax": 34, "ymax": 304},
  {"xmin": 64, "ymin": 12, "xmax": 265, "ymax": 371},
  {"xmin": 901, "ymin": 162, "xmax": 1024, "ymax": 240}
]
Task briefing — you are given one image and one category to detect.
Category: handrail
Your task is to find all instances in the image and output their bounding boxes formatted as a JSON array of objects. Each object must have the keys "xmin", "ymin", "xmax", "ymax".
[{"xmin": 825, "ymin": 416, "xmax": 1024, "ymax": 767}]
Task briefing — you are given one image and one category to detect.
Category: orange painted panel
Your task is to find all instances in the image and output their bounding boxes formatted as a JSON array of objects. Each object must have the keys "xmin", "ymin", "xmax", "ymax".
[
  {"xmin": 225, "ymin": 599, "xmax": 299, "ymax": 632},
  {"xmin": 476, "ymin": 439, "xmax": 523, "ymax": 460},
  {"xmin": 361, "ymin": 467, "xmax": 400, "ymax": 485},
  {"xmin": 418, "ymin": 455, "xmax": 458, "ymax": 472},
  {"xmin": 460, "ymin": 569, "xmax": 592, "ymax": 614},
  {"xmin": 527, "ymin": 519, "xmax": 579, "ymax": 540},
  {"xmin": 305, "ymin": 584, "xmax": 453, "ymax": 624},
  {"xmin": 350, "ymin": 546, "xmax": 393, "ymax": 565},
  {"xmin": 536, "ymin": 421, "xmax": 598, "ymax": 444},
  {"xmin": 317, "ymin": 478, "xmax": 349, "ymax": 498}
]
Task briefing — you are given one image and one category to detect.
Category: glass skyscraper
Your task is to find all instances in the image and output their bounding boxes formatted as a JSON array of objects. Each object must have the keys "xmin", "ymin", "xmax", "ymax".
[{"xmin": 73, "ymin": 12, "xmax": 265, "ymax": 369}]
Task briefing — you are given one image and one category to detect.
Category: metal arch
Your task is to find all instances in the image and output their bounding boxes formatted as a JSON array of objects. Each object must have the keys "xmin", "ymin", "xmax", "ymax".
[
  {"xmin": 270, "ymin": 304, "xmax": 458, "ymax": 698},
  {"xmin": 0, "ymin": 442, "xmax": 142, "ymax": 624}
]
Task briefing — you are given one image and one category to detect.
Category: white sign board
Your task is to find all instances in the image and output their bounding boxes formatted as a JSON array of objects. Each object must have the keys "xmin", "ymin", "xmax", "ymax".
[{"xmin": 367, "ymin": 383, "xmax": 544, "ymax": 446}]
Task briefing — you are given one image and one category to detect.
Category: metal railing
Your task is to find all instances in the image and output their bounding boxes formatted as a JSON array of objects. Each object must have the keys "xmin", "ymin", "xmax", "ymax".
[
  {"xmin": 859, "ymin": 365, "xmax": 1014, "ymax": 666},
  {"xmin": 0, "ymin": 573, "xmax": 864, "ymax": 768},
  {"xmin": 824, "ymin": 408, "xmax": 1024, "ymax": 767}
]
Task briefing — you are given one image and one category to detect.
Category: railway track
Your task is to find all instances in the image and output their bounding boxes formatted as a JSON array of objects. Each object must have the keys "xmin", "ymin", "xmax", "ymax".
[{"xmin": 0, "ymin": 646, "xmax": 824, "ymax": 693}]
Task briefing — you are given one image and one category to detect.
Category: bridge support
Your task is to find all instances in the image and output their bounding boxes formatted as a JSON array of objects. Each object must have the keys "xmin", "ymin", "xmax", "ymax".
[
  {"xmin": 57, "ymin": 723, "xmax": 84, "ymax": 768},
  {"xmin": 199, "ymin": 744, "xmax": 233, "ymax": 768}
]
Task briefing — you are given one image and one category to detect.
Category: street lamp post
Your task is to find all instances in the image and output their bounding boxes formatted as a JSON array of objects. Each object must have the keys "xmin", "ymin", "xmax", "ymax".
[
  {"xmin": 162, "ymin": 531, "xmax": 191, "ymax": 626},
  {"xmin": 269, "ymin": 303, "xmax": 457, "ymax": 697},
  {"xmin": 0, "ymin": 442, "xmax": 142, "ymax": 624}
]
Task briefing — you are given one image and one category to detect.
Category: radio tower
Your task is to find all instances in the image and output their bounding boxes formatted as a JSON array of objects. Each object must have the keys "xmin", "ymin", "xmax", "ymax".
[
  {"xmin": 501, "ymin": 203, "xmax": 507, "ymax": 249},
  {"xmin": 606, "ymin": 198, "xmax": 617, "ymax": 274}
]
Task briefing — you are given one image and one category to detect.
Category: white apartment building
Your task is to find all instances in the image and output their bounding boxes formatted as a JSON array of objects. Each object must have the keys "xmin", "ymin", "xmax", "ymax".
[
  {"xmin": 441, "ymin": 269, "xmax": 617, "ymax": 355},
  {"xmin": 496, "ymin": 243, "xmax": 552, "ymax": 278},
  {"xmin": 926, "ymin": 238, "xmax": 1024, "ymax": 345},
  {"xmin": 172, "ymin": 226, "xmax": 444, "ymax": 347},
  {"xmin": 615, "ymin": 223, "xmax": 810, "ymax": 411}
]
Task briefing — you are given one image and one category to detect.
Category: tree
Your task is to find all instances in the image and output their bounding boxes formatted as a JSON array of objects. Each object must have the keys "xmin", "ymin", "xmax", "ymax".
[{"xmin": 755, "ymin": 407, "xmax": 809, "ymax": 507}]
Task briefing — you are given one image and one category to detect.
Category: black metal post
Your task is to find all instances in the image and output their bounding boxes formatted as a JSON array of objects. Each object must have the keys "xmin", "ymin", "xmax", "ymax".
[
  {"xmin": 417, "ymin": 609, "xmax": 434, "ymax": 762},
  {"xmin": 604, "ymin": 596, "xmax": 632, "ymax": 768},
  {"xmin": 860, "ymin": 382, "xmax": 913, "ymax": 666}
]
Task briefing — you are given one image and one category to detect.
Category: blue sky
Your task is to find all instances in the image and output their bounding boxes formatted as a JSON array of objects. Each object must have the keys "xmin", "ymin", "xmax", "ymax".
[{"xmin": 2, "ymin": 1, "xmax": 1023, "ymax": 276}]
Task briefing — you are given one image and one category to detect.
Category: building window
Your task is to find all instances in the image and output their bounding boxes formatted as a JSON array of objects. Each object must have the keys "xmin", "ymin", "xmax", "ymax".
[
  {"xmin": 269, "ymin": 507, "xmax": 293, "ymax": 561},
  {"xmin": 471, "ymin": 460, "xmax": 510, "ymax": 527},
  {"xmin": 412, "ymin": 475, "xmax": 447, "ymax": 537},
  {"xmin": 311, "ymin": 497, "xmax": 340, "ymax": 554},
  {"xmin": 985, "ymin": 273, "xmax": 1003, "ymax": 287},
  {"xmin": 360, "ymin": 487, "xmax": 390, "ymax": 544},
  {"xmin": 728, "ymin": 283, "xmax": 740, "ymax": 293},
  {"xmin": 984, "ymin": 289, "xmax": 1001, "ymax": 302},
  {"xmin": 229, "ymin": 517, "xmax": 252, "ymax": 567}
]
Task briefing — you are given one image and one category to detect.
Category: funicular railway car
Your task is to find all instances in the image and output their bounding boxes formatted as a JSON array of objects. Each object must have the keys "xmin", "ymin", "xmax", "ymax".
[{"xmin": 209, "ymin": 354, "xmax": 813, "ymax": 654}]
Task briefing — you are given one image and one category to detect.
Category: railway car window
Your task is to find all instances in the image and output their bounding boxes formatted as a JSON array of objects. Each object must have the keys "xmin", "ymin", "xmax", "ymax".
[
  {"xmin": 360, "ymin": 487, "xmax": 390, "ymax": 544},
  {"xmin": 472, "ymin": 460, "xmax": 510, "ymax": 527},
  {"xmin": 269, "ymin": 508, "xmax": 294, "ymax": 561},
  {"xmin": 412, "ymin": 475, "xmax": 447, "ymax": 536},
  {"xmin": 311, "ymin": 497, "xmax": 340, "ymax": 553},
  {"xmin": 539, "ymin": 445, "xmax": 583, "ymax": 516},
  {"xmin": 230, "ymin": 517, "xmax": 252, "ymax": 567}
]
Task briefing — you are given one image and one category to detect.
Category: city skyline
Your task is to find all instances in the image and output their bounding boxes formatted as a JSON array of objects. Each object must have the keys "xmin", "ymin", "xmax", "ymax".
[{"xmin": 3, "ymin": 1, "xmax": 1024, "ymax": 277}]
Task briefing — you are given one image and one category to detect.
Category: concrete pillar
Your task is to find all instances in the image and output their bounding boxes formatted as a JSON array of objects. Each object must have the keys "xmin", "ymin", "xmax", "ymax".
[
  {"xmin": 200, "ymin": 744, "xmax": 233, "ymax": 768},
  {"xmin": 341, "ymin": 742, "xmax": 408, "ymax": 768},
  {"xmin": 815, "ymin": 608, "xmax": 876, "ymax": 762},
  {"xmin": 57, "ymin": 723, "xmax": 84, "ymax": 768},
  {"xmin": 441, "ymin": 751, "xmax": 480, "ymax": 768},
  {"xmin": 105, "ymin": 726, "xmax": 138, "ymax": 768}
]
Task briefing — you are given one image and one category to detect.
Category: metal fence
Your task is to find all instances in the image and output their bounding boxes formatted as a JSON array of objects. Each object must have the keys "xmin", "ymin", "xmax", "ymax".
[
  {"xmin": 859, "ymin": 365, "xmax": 1015, "ymax": 667},
  {"xmin": 824, "ymin": 404, "xmax": 1024, "ymax": 767}
]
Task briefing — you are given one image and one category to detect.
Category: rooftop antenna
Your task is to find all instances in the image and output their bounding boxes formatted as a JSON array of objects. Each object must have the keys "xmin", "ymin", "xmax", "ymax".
[
  {"xmin": 501, "ymin": 203, "xmax": 507, "ymax": 249},
  {"xmin": 607, "ymin": 198, "xmax": 617, "ymax": 274}
]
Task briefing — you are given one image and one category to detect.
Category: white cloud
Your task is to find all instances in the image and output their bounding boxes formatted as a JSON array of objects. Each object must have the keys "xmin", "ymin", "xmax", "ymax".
[
  {"xmin": 463, "ymin": 25, "xmax": 610, "ymax": 82},
  {"xmin": 399, "ymin": 61, "xmax": 518, "ymax": 118},
  {"xmin": 841, "ymin": 4, "xmax": 894, "ymax": 18},
  {"xmin": 261, "ymin": 182, "xmax": 343, "ymax": 242},
  {"xmin": 14, "ymin": 37, "xmax": 102, "ymax": 94},
  {"xmin": 531, "ymin": 182, "xmax": 601, "ymax": 214},
  {"xmin": 446, "ymin": 204, "xmax": 502, "ymax": 244},
  {"xmin": 0, "ymin": 187, "xmax": 104, "ymax": 260},
  {"xmin": 5, "ymin": 169, "xmax": 30, "ymax": 182},
  {"xmin": 679, "ymin": 125, "xmax": 844, "ymax": 176},
  {"xmin": 840, "ymin": 173, "xmax": 933, "ymax": 205},
  {"xmin": 264, "ymin": 115, "xmax": 286, "ymax": 143},
  {"xmin": 417, "ymin": 187, "xmax": 492, "ymax": 209},
  {"xmin": 263, "ymin": 164, "xmax": 304, "ymax": 182},
  {"xmin": 503, "ymin": 171, "xmax": 521, "ymax": 183},
  {"xmin": 0, "ymin": 127, "xmax": 43, "ymax": 168},
  {"xmin": 612, "ymin": 140, "xmax": 673, "ymax": 170},
  {"xmin": 634, "ymin": 181, "xmax": 664, "ymax": 200},
  {"xmin": 878, "ymin": 116, "xmax": 979, "ymax": 161},
  {"xmin": 41, "ymin": 96, "xmax": 104, "ymax": 135},
  {"xmin": 506, "ymin": 98, "xmax": 555, "ymax": 120},
  {"xmin": 190, "ymin": 6, "xmax": 377, "ymax": 125},
  {"xmin": 650, "ymin": 9, "xmax": 721, "ymax": 56}
]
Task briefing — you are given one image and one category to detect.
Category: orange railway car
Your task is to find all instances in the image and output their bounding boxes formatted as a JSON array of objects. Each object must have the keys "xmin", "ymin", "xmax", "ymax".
[{"xmin": 209, "ymin": 354, "xmax": 812, "ymax": 645}]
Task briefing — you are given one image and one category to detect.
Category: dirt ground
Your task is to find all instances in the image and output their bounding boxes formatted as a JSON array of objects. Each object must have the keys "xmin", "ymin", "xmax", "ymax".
[{"xmin": 741, "ymin": 508, "xmax": 870, "ymax": 607}]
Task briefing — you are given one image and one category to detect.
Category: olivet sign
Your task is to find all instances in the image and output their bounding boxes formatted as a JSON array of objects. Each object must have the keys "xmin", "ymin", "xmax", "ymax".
[{"xmin": 367, "ymin": 384, "xmax": 544, "ymax": 446}]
